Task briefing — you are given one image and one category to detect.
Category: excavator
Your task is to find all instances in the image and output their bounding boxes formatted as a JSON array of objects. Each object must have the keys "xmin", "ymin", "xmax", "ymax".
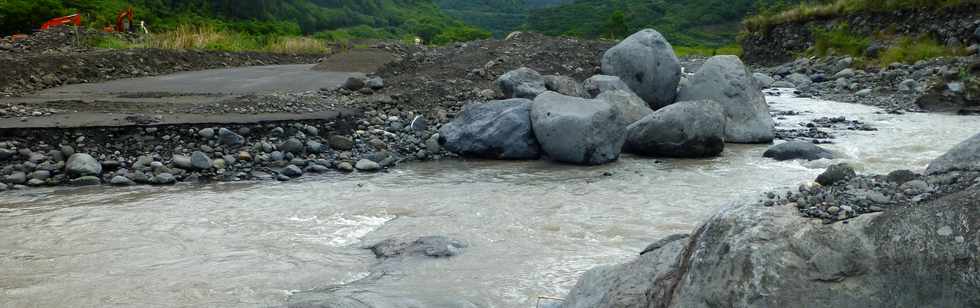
[
  {"xmin": 40, "ymin": 14, "xmax": 82, "ymax": 30},
  {"xmin": 103, "ymin": 7, "xmax": 135, "ymax": 33}
]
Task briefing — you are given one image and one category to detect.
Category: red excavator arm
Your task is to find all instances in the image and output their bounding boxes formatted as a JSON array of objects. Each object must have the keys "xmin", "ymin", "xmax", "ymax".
[
  {"xmin": 104, "ymin": 7, "xmax": 134, "ymax": 33},
  {"xmin": 40, "ymin": 14, "xmax": 82, "ymax": 31}
]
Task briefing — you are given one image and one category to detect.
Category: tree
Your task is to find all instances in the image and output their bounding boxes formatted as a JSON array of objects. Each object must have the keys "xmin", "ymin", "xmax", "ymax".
[{"xmin": 604, "ymin": 10, "xmax": 628, "ymax": 39}]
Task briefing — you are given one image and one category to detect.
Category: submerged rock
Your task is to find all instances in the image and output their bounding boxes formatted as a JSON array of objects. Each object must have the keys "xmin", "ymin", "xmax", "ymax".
[
  {"xmin": 624, "ymin": 100, "xmax": 726, "ymax": 158},
  {"xmin": 368, "ymin": 236, "xmax": 467, "ymax": 259},
  {"xmin": 677, "ymin": 55, "xmax": 775, "ymax": 143},
  {"xmin": 601, "ymin": 29, "xmax": 682, "ymax": 109},
  {"xmin": 530, "ymin": 91, "xmax": 627, "ymax": 165},
  {"xmin": 438, "ymin": 99, "xmax": 540, "ymax": 159},
  {"xmin": 763, "ymin": 141, "xmax": 834, "ymax": 161}
]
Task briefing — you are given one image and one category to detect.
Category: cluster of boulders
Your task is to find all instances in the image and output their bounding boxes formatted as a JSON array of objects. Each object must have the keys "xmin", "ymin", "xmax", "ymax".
[
  {"xmin": 561, "ymin": 131, "xmax": 980, "ymax": 308},
  {"xmin": 0, "ymin": 115, "xmax": 450, "ymax": 190},
  {"xmin": 438, "ymin": 29, "xmax": 776, "ymax": 165}
]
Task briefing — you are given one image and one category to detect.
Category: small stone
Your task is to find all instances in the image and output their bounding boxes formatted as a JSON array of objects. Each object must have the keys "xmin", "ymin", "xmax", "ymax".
[
  {"xmin": 5, "ymin": 172, "xmax": 27, "ymax": 184},
  {"xmin": 190, "ymin": 151, "xmax": 212, "ymax": 170},
  {"xmin": 218, "ymin": 128, "xmax": 245, "ymax": 147},
  {"xmin": 281, "ymin": 165, "xmax": 303, "ymax": 178},
  {"xmin": 328, "ymin": 136, "xmax": 354, "ymax": 151},
  {"xmin": 110, "ymin": 176, "xmax": 135, "ymax": 186},
  {"xmin": 198, "ymin": 128, "xmax": 215, "ymax": 138},
  {"xmin": 151, "ymin": 173, "xmax": 177, "ymax": 185},
  {"xmin": 355, "ymin": 159, "xmax": 380, "ymax": 171},
  {"xmin": 238, "ymin": 151, "xmax": 253, "ymax": 161},
  {"xmin": 66, "ymin": 153, "xmax": 102, "ymax": 177},
  {"xmin": 337, "ymin": 162, "xmax": 354, "ymax": 172},
  {"xmin": 212, "ymin": 159, "xmax": 226, "ymax": 170},
  {"xmin": 70, "ymin": 176, "xmax": 101, "ymax": 186}
]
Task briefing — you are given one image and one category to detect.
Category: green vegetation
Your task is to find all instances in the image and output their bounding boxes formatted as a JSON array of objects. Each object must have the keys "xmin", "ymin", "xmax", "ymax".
[
  {"xmin": 810, "ymin": 23, "xmax": 870, "ymax": 57},
  {"xmin": 0, "ymin": 0, "xmax": 489, "ymax": 46},
  {"xmin": 434, "ymin": 0, "xmax": 570, "ymax": 37},
  {"xmin": 744, "ymin": 0, "xmax": 980, "ymax": 32},
  {"xmin": 878, "ymin": 36, "xmax": 964, "ymax": 65},
  {"xmin": 525, "ymin": 0, "xmax": 803, "ymax": 48},
  {"xmin": 85, "ymin": 25, "xmax": 331, "ymax": 54},
  {"xmin": 674, "ymin": 45, "xmax": 744, "ymax": 57}
]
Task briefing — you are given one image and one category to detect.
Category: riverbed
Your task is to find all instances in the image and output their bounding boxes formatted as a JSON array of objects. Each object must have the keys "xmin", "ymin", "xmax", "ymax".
[{"xmin": 2, "ymin": 93, "xmax": 978, "ymax": 307}]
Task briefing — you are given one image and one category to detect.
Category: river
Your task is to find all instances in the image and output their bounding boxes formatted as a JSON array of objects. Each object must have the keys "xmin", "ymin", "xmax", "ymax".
[{"xmin": 2, "ymin": 92, "xmax": 978, "ymax": 307}]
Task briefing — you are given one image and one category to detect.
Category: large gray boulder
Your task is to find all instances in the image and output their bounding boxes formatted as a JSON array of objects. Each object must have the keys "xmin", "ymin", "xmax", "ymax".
[
  {"xmin": 677, "ymin": 55, "xmax": 775, "ymax": 143},
  {"xmin": 65, "ymin": 153, "xmax": 102, "ymax": 177},
  {"xmin": 926, "ymin": 131, "xmax": 980, "ymax": 175},
  {"xmin": 763, "ymin": 141, "xmax": 834, "ymax": 161},
  {"xmin": 496, "ymin": 67, "xmax": 546, "ymax": 99},
  {"xmin": 544, "ymin": 75, "xmax": 588, "ymax": 98},
  {"xmin": 564, "ymin": 189, "xmax": 980, "ymax": 308},
  {"xmin": 438, "ymin": 99, "xmax": 541, "ymax": 159},
  {"xmin": 531, "ymin": 91, "xmax": 627, "ymax": 165},
  {"xmin": 601, "ymin": 29, "xmax": 682, "ymax": 109},
  {"xmin": 624, "ymin": 100, "xmax": 726, "ymax": 158},
  {"xmin": 595, "ymin": 90, "xmax": 654, "ymax": 124},
  {"xmin": 582, "ymin": 75, "xmax": 632, "ymax": 98}
]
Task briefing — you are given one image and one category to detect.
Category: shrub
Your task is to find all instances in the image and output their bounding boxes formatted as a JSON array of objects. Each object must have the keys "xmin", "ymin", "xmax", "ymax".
[
  {"xmin": 878, "ymin": 36, "xmax": 963, "ymax": 65},
  {"xmin": 810, "ymin": 23, "xmax": 870, "ymax": 57}
]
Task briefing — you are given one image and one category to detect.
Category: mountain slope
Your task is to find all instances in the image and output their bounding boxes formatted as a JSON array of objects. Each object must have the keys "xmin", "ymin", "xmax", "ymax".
[
  {"xmin": 435, "ymin": 0, "xmax": 571, "ymax": 37},
  {"xmin": 526, "ymin": 0, "xmax": 801, "ymax": 47},
  {"xmin": 1, "ymin": 0, "xmax": 488, "ymax": 43}
]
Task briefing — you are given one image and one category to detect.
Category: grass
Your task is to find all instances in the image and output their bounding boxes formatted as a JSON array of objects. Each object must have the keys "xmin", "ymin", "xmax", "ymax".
[
  {"xmin": 87, "ymin": 25, "xmax": 331, "ymax": 54},
  {"xmin": 744, "ymin": 0, "xmax": 979, "ymax": 32},
  {"xmin": 809, "ymin": 23, "xmax": 870, "ymax": 57},
  {"xmin": 674, "ymin": 44, "xmax": 743, "ymax": 57},
  {"xmin": 878, "ymin": 36, "xmax": 964, "ymax": 65}
]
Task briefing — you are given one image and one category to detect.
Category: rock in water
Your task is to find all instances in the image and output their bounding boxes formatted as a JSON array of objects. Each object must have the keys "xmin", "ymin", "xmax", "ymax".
[
  {"xmin": 926, "ymin": 131, "xmax": 980, "ymax": 175},
  {"xmin": 496, "ymin": 67, "xmax": 546, "ymax": 99},
  {"xmin": 677, "ymin": 55, "xmax": 775, "ymax": 143},
  {"xmin": 763, "ymin": 141, "xmax": 834, "ymax": 161},
  {"xmin": 753, "ymin": 72, "xmax": 775, "ymax": 88},
  {"xmin": 355, "ymin": 159, "xmax": 381, "ymax": 171},
  {"xmin": 564, "ymin": 188, "xmax": 980, "ymax": 308},
  {"xmin": 438, "ymin": 99, "xmax": 540, "ymax": 159},
  {"xmin": 367, "ymin": 236, "xmax": 467, "ymax": 259},
  {"xmin": 816, "ymin": 163, "xmax": 855, "ymax": 186},
  {"xmin": 601, "ymin": 29, "xmax": 682, "ymax": 109},
  {"xmin": 65, "ymin": 153, "xmax": 102, "ymax": 177},
  {"xmin": 531, "ymin": 91, "xmax": 627, "ymax": 165},
  {"xmin": 583, "ymin": 75, "xmax": 632, "ymax": 98},
  {"xmin": 624, "ymin": 100, "xmax": 726, "ymax": 158},
  {"xmin": 596, "ymin": 90, "xmax": 654, "ymax": 124},
  {"xmin": 544, "ymin": 75, "xmax": 587, "ymax": 98},
  {"xmin": 281, "ymin": 165, "xmax": 303, "ymax": 178}
]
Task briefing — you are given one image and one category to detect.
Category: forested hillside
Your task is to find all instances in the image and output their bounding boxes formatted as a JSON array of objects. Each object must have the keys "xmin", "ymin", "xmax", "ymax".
[
  {"xmin": 435, "ymin": 0, "xmax": 571, "ymax": 37},
  {"xmin": 526, "ymin": 0, "xmax": 806, "ymax": 47},
  {"xmin": 0, "ymin": 0, "xmax": 489, "ymax": 44}
]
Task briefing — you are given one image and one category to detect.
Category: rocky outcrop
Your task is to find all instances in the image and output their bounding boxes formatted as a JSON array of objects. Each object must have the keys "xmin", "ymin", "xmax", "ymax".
[
  {"xmin": 595, "ymin": 90, "xmax": 654, "ymax": 124},
  {"xmin": 601, "ymin": 29, "xmax": 682, "ymax": 109},
  {"xmin": 624, "ymin": 100, "xmax": 726, "ymax": 158},
  {"xmin": 496, "ymin": 67, "xmax": 547, "ymax": 99},
  {"xmin": 531, "ymin": 91, "xmax": 627, "ymax": 165},
  {"xmin": 926, "ymin": 131, "xmax": 980, "ymax": 175},
  {"xmin": 763, "ymin": 141, "xmax": 834, "ymax": 161},
  {"xmin": 741, "ymin": 6, "xmax": 980, "ymax": 64},
  {"xmin": 677, "ymin": 55, "xmax": 775, "ymax": 143},
  {"xmin": 438, "ymin": 99, "xmax": 541, "ymax": 159}
]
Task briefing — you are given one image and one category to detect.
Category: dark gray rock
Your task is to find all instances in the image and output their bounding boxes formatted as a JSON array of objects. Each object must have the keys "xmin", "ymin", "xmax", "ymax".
[
  {"xmin": 582, "ymin": 75, "xmax": 632, "ymax": 98},
  {"xmin": 886, "ymin": 169, "xmax": 919, "ymax": 185},
  {"xmin": 4, "ymin": 172, "xmax": 26, "ymax": 184},
  {"xmin": 218, "ymin": 128, "xmax": 245, "ymax": 147},
  {"xmin": 151, "ymin": 173, "xmax": 176, "ymax": 185},
  {"xmin": 595, "ymin": 90, "xmax": 654, "ymax": 124},
  {"xmin": 280, "ymin": 138, "xmax": 305, "ymax": 155},
  {"xmin": 753, "ymin": 72, "xmax": 775, "ymax": 88},
  {"xmin": 190, "ymin": 151, "xmax": 212, "ymax": 170},
  {"xmin": 306, "ymin": 141, "xmax": 324, "ymax": 154},
  {"xmin": 677, "ymin": 55, "xmax": 775, "ymax": 143},
  {"xmin": 625, "ymin": 100, "xmax": 726, "ymax": 158},
  {"xmin": 342, "ymin": 76, "xmax": 366, "ymax": 91},
  {"xmin": 544, "ymin": 75, "xmax": 587, "ymax": 98},
  {"xmin": 110, "ymin": 175, "xmax": 135, "ymax": 186},
  {"xmin": 0, "ymin": 148, "xmax": 15, "ymax": 160},
  {"xmin": 771, "ymin": 81, "xmax": 795, "ymax": 88},
  {"xmin": 368, "ymin": 236, "xmax": 467, "ymax": 259},
  {"xmin": 763, "ymin": 141, "xmax": 834, "ymax": 161},
  {"xmin": 438, "ymin": 99, "xmax": 540, "ymax": 159},
  {"xmin": 496, "ymin": 67, "xmax": 546, "ymax": 99},
  {"xmin": 65, "ymin": 153, "xmax": 102, "ymax": 177},
  {"xmin": 639, "ymin": 234, "xmax": 689, "ymax": 255},
  {"xmin": 601, "ymin": 29, "xmax": 682, "ymax": 108},
  {"xmin": 926, "ymin": 132, "xmax": 980, "ymax": 175},
  {"xmin": 281, "ymin": 165, "xmax": 303, "ymax": 178},
  {"xmin": 530, "ymin": 91, "xmax": 627, "ymax": 165},
  {"xmin": 816, "ymin": 163, "xmax": 855, "ymax": 186},
  {"xmin": 328, "ymin": 135, "xmax": 354, "ymax": 151},
  {"xmin": 69, "ymin": 176, "xmax": 101, "ymax": 186}
]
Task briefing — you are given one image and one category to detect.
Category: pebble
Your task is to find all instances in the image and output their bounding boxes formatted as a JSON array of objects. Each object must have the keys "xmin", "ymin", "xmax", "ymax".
[{"xmin": 355, "ymin": 159, "xmax": 381, "ymax": 171}]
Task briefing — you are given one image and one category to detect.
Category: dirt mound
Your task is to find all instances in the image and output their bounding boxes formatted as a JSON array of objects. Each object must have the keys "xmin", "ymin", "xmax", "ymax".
[
  {"xmin": 373, "ymin": 32, "xmax": 614, "ymax": 110},
  {"xmin": 312, "ymin": 48, "xmax": 401, "ymax": 73},
  {"xmin": 0, "ymin": 27, "xmax": 126, "ymax": 54}
]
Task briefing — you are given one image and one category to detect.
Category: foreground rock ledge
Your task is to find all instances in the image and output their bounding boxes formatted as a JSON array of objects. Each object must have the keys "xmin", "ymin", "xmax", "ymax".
[{"xmin": 563, "ymin": 180, "xmax": 980, "ymax": 308}]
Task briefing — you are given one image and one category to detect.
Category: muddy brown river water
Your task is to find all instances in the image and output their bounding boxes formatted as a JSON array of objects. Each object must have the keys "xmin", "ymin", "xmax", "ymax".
[{"xmin": 2, "ymin": 92, "xmax": 979, "ymax": 307}]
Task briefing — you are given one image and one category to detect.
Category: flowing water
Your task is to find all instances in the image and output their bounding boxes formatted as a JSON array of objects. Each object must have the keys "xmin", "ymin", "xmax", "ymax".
[{"xmin": 2, "ymin": 92, "xmax": 979, "ymax": 307}]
